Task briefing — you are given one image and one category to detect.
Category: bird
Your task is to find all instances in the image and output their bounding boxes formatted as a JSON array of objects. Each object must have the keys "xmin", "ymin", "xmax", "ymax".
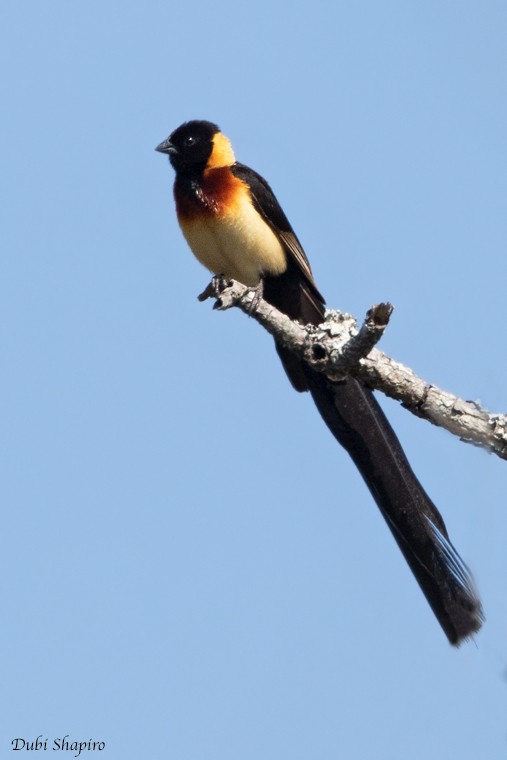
[{"xmin": 156, "ymin": 119, "xmax": 483, "ymax": 645}]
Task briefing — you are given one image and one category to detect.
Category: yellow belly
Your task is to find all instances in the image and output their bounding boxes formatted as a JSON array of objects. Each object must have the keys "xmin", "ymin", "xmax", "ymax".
[{"xmin": 179, "ymin": 194, "xmax": 287, "ymax": 287}]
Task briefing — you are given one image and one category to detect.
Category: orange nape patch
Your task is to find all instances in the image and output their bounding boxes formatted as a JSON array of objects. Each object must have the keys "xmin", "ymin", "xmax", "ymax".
[
  {"xmin": 174, "ymin": 166, "xmax": 247, "ymax": 221},
  {"xmin": 206, "ymin": 132, "xmax": 236, "ymax": 169}
]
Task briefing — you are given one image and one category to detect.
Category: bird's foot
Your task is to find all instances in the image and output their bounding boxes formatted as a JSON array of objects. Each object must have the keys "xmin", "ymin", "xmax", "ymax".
[
  {"xmin": 245, "ymin": 277, "xmax": 264, "ymax": 315},
  {"xmin": 197, "ymin": 274, "xmax": 231, "ymax": 302}
]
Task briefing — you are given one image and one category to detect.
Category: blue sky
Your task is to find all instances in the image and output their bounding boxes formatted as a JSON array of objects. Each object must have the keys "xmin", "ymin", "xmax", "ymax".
[{"xmin": 2, "ymin": 2, "xmax": 507, "ymax": 758}]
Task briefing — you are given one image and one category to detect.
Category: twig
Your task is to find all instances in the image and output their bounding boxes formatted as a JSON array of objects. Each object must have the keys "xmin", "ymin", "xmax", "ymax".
[{"xmin": 198, "ymin": 278, "xmax": 507, "ymax": 460}]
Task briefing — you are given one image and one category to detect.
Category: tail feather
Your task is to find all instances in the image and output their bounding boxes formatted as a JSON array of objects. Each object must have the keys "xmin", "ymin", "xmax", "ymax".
[
  {"xmin": 261, "ymin": 263, "xmax": 482, "ymax": 643},
  {"xmin": 305, "ymin": 367, "xmax": 483, "ymax": 645}
]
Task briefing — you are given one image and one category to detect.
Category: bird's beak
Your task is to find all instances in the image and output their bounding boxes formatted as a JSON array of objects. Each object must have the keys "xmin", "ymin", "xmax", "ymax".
[{"xmin": 155, "ymin": 138, "xmax": 177, "ymax": 155}]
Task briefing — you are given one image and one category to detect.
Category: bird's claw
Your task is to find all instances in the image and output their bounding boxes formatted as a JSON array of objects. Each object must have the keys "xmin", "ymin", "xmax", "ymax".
[
  {"xmin": 245, "ymin": 278, "xmax": 264, "ymax": 315},
  {"xmin": 197, "ymin": 274, "xmax": 231, "ymax": 302}
]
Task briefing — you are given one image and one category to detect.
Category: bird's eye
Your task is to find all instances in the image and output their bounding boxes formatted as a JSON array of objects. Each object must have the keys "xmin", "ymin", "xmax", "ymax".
[{"xmin": 184, "ymin": 135, "xmax": 196, "ymax": 147}]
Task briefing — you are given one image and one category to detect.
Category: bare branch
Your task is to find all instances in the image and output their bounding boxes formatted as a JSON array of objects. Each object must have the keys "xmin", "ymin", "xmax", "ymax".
[{"xmin": 198, "ymin": 278, "xmax": 507, "ymax": 461}]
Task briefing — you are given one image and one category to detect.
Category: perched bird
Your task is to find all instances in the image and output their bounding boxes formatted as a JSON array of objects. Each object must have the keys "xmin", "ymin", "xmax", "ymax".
[{"xmin": 156, "ymin": 120, "xmax": 483, "ymax": 645}]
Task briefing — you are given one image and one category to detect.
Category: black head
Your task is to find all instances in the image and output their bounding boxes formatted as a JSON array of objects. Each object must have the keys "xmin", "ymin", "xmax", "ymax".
[{"xmin": 155, "ymin": 120, "xmax": 220, "ymax": 174}]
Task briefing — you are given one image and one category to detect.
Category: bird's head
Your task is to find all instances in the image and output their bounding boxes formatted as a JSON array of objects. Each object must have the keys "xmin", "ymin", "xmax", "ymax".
[{"xmin": 155, "ymin": 120, "xmax": 235, "ymax": 175}]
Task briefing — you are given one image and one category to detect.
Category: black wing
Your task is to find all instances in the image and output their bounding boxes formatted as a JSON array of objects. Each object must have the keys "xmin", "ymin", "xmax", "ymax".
[{"xmin": 231, "ymin": 162, "xmax": 325, "ymax": 313}]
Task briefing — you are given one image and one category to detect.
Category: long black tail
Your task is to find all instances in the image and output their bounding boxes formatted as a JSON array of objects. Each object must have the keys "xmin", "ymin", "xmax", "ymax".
[{"xmin": 306, "ymin": 368, "xmax": 483, "ymax": 645}]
